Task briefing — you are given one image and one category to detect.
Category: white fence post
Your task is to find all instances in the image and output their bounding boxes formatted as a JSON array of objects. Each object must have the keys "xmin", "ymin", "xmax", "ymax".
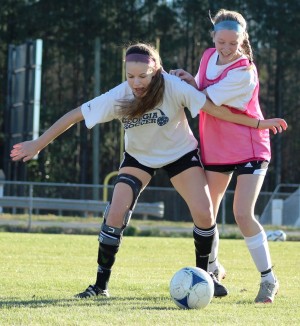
[
  {"xmin": 271, "ymin": 199, "xmax": 283, "ymax": 225},
  {"xmin": 0, "ymin": 170, "xmax": 5, "ymax": 214}
]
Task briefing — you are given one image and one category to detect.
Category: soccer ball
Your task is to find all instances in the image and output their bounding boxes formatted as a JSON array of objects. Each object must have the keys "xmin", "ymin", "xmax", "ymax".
[
  {"xmin": 266, "ymin": 230, "xmax": 287, "ymax": 242},
  {"xmin": 169, "ymin": 267, "xmax": 214, "ymax": 309}
]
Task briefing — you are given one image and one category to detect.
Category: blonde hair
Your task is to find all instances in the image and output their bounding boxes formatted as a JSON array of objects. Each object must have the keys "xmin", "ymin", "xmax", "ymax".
[
  {"xmin": 210, "ymin": 9, "xmax": 254, "ymax": 63},
  {"xmin": 117, "ymin": 43, "xmax": 165, "ymax": 119}
]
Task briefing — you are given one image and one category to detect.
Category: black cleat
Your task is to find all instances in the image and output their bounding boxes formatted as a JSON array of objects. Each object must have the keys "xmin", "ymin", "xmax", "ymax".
[
  {"xmin": 74, "ymin": 284, "xmax": 110, "ymax": 299},
  {"xmin": 209, "ymin": 272, "xmax": 228, "ymax": 297}
]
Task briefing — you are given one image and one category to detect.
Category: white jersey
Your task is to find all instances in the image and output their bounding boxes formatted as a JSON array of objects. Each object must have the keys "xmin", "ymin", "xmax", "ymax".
[
  {"xmin": 81, "ymin": 73, "xmax": 206, "ymax": 168},
  {"xmin": 195, "ymin": 51, "xmax": 257, "ymax": 111}
]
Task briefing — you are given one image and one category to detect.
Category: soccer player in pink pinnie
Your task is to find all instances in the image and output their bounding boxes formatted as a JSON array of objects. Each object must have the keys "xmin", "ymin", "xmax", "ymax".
[{"xmin": 170, "ymin": 9, "xmax": 285, "ymax": 303}]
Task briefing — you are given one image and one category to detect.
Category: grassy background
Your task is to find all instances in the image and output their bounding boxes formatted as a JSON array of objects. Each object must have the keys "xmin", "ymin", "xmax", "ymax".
[
  {"xmin": 0, "ymin": 232, "xmax": 299, "ymax": 325},
  {"xmin": 1, "ymin": 213, "xmax": 300, "ymax": 240}
]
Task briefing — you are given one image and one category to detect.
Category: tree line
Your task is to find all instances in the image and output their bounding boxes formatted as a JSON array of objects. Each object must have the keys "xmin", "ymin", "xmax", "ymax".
[{"xmin": 0, "ymin": 0, "xmax": 299, "ymax": 191}]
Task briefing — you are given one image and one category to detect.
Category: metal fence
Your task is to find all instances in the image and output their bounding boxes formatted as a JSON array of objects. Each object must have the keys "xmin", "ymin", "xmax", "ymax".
[{"xmin": 0, "ymin": 180, "xmax": 299, "ymax": 226}]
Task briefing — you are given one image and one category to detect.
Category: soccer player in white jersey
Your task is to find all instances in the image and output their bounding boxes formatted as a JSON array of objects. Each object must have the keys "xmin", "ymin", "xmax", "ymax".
[{"xmin": 11, "ymin": 42, "xmax": 287, "ymax": 301}]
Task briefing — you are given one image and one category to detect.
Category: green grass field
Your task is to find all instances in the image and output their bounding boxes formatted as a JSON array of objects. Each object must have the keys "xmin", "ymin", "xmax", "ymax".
[{"xmin": 0, "ymin": 232, "xmax": 299, "ymax": 325}]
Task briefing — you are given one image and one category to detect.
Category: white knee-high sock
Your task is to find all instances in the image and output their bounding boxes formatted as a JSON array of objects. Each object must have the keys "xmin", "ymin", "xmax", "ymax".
[
  {"xmin": 208, "ymin": 226, "xmax": 220, "ymax": 272},
  {"xmin": 244, "ymin": 230, "xmax": 275, "ymax": 283}
]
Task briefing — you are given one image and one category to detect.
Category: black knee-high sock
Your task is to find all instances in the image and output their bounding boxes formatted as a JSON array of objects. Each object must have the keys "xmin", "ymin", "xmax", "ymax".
[
  {"xmin": 193, "ymin": 224, "xmax": 216, "ymax": 271},
  {"xmin": 96, "ymin": 243, "xmax": 119, "ymax": 290},
  {"xmin": 96, "ymin": 266, "xmax": 111, "ymax": 290}
]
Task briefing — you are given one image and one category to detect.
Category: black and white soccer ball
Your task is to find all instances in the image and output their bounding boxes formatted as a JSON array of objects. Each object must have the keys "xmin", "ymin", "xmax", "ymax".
[
  {"xmin": 266, "ymin": 230, "xmax": 287, "ymax": 242},
  {"xmin": 169, "ymin": 267, "xmax": 214, "ymax": 309}
]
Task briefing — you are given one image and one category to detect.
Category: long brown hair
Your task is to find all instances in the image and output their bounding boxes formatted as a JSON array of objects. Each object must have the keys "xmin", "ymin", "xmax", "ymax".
[
  {"xmin": 210, "ymin": 9, "xmax": 254, "ymax": 63},
  {"xmin": 116, "ymin": 43, "xmax": 165, "ymax": 119}
]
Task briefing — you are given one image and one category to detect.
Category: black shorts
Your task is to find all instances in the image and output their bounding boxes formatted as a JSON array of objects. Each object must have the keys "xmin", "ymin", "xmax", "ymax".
[
  {"xmin": 120, "ymin": 149, "xmax": 203, "ymax": 179},
  {"xmin": 204, "ymin": 160, "xmax": 269, "ymax": 176}
]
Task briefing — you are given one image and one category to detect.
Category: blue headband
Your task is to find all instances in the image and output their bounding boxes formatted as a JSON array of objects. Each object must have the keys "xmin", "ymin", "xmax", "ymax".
[{"xmin": 214, "ymin": 20, "xmax": 244, "ymax": 33}]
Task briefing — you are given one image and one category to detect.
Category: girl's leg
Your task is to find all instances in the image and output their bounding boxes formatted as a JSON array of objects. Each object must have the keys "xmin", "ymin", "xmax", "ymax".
[
  {"xmin": 171, "ymin": 166, "xmax": 228, "ymax": 297},
  {"xmin": 234, "ymin": 174, "xmax": 279, "ymax": 303},
  {"xmin": 76, "ymin": 167, "xmax": 152, "ymax": 298},
  {"xmin": 205, "ymin": 171, "xmax": 232, "ymax": 278}
]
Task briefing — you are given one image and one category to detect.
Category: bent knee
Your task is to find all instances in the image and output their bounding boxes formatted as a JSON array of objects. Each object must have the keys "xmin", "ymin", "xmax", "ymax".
[
  {"xmin": 234, "ymin": 209, "xmax": 254, "ymax": 227},
  {"xmin": 191, "ymin": 207, "xmax": 214, "ymax": 228}
]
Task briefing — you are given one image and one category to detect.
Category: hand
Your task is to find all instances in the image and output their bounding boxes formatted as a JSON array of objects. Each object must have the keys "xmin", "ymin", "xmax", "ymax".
[
  {"xmin": 10, "ymin": 140, "xmax": 40, "ymax": 162},
  {"xmin": 169, "ymin": 69, "xmax": 196, "ymax": 86},
  {"xmin": 259, "ymin": 118, "xmax": 288, "ymax": 134}
]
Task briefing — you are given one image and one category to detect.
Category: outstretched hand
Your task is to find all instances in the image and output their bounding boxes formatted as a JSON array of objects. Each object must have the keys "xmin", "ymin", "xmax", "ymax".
[
  {"xmin": 10, "ymin": 140, "xmax": 40, "ymax": 162},
  {"xmin": 169, "ymin": 69, "xmax": 196, "ymax": 87},
  {"xmin": 259, "ymin": 118, "xmax": 288, "ymax": 134}
]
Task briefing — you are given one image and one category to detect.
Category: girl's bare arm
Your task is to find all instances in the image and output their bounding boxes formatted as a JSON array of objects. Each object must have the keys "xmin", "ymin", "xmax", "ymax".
[{"xmin": 10, "ymin": 107, "xmax": 84, "ymax": 162}]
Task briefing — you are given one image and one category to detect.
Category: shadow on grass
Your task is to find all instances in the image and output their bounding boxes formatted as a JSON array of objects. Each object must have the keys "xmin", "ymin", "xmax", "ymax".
[
  {"xmin": 0, "ymin": 295, "xmax": 261, "ymax": 312},
  {"xmin": 0, "ymin": 295, "xmax": 176, "ymax": 310}
]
